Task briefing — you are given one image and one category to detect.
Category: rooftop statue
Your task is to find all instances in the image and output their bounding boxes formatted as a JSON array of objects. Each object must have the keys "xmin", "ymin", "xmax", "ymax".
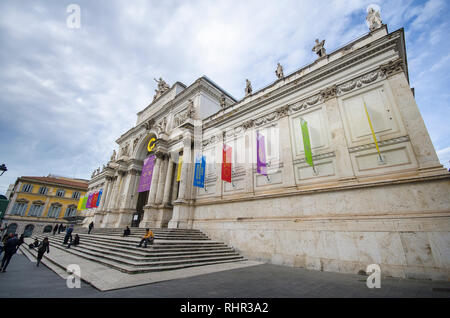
[
  {"xmin": 312, "ymin": 39, "xmax": 326, "ymax": 58},
  {"xmin": 275, "ymin": 62, "xmax": 284, "ymax": 79},
  {"xmin": 110, "ymin": 150, "xmax": 116, "ymax": 162},
  {"xmin": 366, "ymin": 7, "xmax": 383, "ymax": 31},
  {"xmin": 245, "ymin": 79, "xmax": 252, "ymax": 96},
  {"xmin": 153, "ymin": 77, "xmax": 170, "ymax": 101}
]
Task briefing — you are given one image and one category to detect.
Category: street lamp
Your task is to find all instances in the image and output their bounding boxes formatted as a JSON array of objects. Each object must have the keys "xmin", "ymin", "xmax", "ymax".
[{"xmin": 0, "ymin": 164, "xmax": 7, "ymax": 176}]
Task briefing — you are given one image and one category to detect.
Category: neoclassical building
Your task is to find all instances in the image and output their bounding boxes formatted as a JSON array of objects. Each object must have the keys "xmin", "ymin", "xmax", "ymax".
[{"xmin": 83, "ymin": 12, "xmax": 450, "ymax": 280}]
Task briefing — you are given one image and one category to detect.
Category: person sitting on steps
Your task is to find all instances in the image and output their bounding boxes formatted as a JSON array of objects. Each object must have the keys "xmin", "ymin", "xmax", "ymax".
[
  {"xmin": 123, "ymin": 226, "xmax": 131, "ymax": 237},
  {"xmin": 67, "ymin": 234, "xmax": 80, "ymax": 249},
  {"xmin": 136, "ymin": 228, "xmax": 154, "ymax": 248}
]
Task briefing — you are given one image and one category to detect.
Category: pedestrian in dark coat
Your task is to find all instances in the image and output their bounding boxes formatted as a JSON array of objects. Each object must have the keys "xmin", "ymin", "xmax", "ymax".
[
  {"xmin": 58, "ymin": 223, "xmax": 63, "ymax": 234},
  {"xmin": 1, "ymin": 234, "xmax": 20, "ymax": 272},
  {"xmin": 36, "ymin": 237, "xmax": 50, "ymax": 267},
  {"xmin": 88, "ymin": 221, "xmax": 94, "ymax": 234},
  {"xmin": 63, "ymin": 226, "xmax": 73, "ymax": 244},
  {"xmin": 53, "ymin": 224, "xmax": 58, "ymax": 235}
]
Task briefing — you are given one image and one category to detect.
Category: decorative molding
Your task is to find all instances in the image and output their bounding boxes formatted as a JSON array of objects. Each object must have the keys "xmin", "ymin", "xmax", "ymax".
[
  {"xmin": 348, "ymin": 135, "xmax": 410, "ymax": 153},
  {"xmin": 294, "ymin": 151, "xmax": 335, "ymax": 164},
  {"xmin": 320, "ymin": 84, "xmax": 338, "ymax": 101},
  {"xmin": 290, "ymin": 93, "xmax": 324, "ymax": 113},
  {"xmin": 380, "ymin": 58, "xmax": 405, "ymax": 78},
  {"xmin": 337, "ymin": 69, "xmax": 386, "ymax": 96}
]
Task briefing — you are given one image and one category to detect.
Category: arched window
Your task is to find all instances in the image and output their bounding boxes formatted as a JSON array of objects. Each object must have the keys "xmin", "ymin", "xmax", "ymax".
[
  {"xmin": 23, "ymin": 224, "xmax": 34, "ymax": 237},
  {"xmin": 47, "ymin": 203, "xmax": 62, "ymax": 218},
  {"xmin": 43, "ymin": 225, "xmax": 53, "ymax": 233}
]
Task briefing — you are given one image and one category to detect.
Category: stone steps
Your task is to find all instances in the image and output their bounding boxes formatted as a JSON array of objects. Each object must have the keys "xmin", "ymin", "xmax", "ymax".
[
  {"xmin": 28, "ymin": 228, "xmax": 245, "ymax": 274},
  {"xmin": 43, "ymin": 236, "xmax": 239, "ymax": 262},
  {"xmin": 76, "ymin": 228, "xmax": 210, "ymax": 240}
]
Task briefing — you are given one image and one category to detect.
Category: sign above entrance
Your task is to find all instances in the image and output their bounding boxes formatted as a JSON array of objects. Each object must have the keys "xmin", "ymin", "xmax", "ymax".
[{"xmin": 147, "ymin": 137, "xmax": 156, "ymax": 152}]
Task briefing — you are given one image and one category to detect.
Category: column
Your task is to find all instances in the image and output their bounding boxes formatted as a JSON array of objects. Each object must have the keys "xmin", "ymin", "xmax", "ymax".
[
  {"xmin": 387, "ymin": 73, "xmax": 443, "ymax": 171},
  {"xmin": 97, "ymin": 178, "xmax": 110, "ymax": 211},
  {"xmin": 155, "ymin": 156, "xmax": 168, "ymax": 205},
  {"xmin": 278, "ymin": 115, "xmax": 297, "ymax": 187},
  {"xmin": 129, "ymin": 170, "xmax": 142, "ymax": 209},
  {"xmin": 324, "ymin": 96, "xmax": 356, "ymax": 180},
  {"xmin": 147, "ymin": 155, "xmax": 162, "ymax": 206},
  {"xmin": 177, "ymin": 135, "xmax": 192, "ymax": 201},
  {"xmin": 162, "ymin": 157, "xmax": 174, "ymax": 205}
]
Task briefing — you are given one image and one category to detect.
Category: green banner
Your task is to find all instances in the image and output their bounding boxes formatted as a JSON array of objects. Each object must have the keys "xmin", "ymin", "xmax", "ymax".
[{"xmin": 301, "ymin": 119, "xmax": 314, "ymax": 167}]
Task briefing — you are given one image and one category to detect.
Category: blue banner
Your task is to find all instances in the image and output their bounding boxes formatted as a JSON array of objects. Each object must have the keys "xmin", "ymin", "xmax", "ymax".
[
  {"xmin": 96, "ymin": 189, "xmax": 103, "ymax": 207},
  {"xmin": 193, "ymin": 155, "xmax": 206, "ymax": 188}
]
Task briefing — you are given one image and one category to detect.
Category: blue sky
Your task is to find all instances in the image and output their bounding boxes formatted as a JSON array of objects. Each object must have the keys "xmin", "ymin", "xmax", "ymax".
[{"xmin": 0, "ymin": 0, "xmax": 449, "ymax": 194}]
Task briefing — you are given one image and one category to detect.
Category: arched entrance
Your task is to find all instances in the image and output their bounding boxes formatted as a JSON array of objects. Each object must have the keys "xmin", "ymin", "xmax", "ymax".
[
  {"xmin": 23, "ymin": 224, "xmax": 34, "ymax": 237},
  {"xmin": 43, "ymin": 225, "xmax": 53, "ymax": 233},
  {"xmin": 131, "ymin": 132, "xmax": 158, "ymax": 227}
]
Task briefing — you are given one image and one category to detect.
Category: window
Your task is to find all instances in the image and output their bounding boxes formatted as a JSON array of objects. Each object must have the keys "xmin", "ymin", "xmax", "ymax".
[
  {"xmin": 56, "ymin": 189, "xmax": 65, "ymax": 197},
  {"xmin": 65, "ymin": 206, "xmax": 77, "ymax": 217},
  {"xmin": 38, "ymin": 187, "xmax": 48, "ymax": 195},
  {"xmin": 28, "ymin": 204, "xmax": 44, "ymax": 217},
  {"xmin": 72, "ymin": 191, "xmax": 81, "ymax": 199},
  {"xmin": 11, "ymin": 202, "xmax": 28, "ymax": 216},
  {"xmin": 22, "ymin": 184, "xmax": 33, "ymax": 193},
  {"xmin": 47, "ymin": 205, "xmax": 62, "ymax": 218}
]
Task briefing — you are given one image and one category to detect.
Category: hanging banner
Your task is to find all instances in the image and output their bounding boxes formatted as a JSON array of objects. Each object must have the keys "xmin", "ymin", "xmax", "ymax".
[
  {"xmin": 81, "ymin": 196, "xmax": 88, "ymax": 210},
  {"xmin": 86, "ymin": 193, "xmax": 93, "ymax": 209},
  {"xmin": 363, "ymin": 101, "xmax": 382, "ymax": 160},
  {"xmin": 91, "ymin": 192, "xmax": 99, "ymax": 208},
  {"xmin": 77, "ymin": 196, "xmax": 84, "ymax": 211},
  {"xmin": 193, "ymin": 155, "xmax": 206, "ymax": 188},
  {"xmin": 221, "ymin": 144, "xmax": 232, "ymax": 183},
  {"xmin": 96, "ymin": 189, "xmax": 103, "ymax": 207},
  {"xmin": 138, "ymin": 155, "xmax": 156, "ymax": 193},
  {"xmin": 177, "ymin": 155, "xmax": 183, "ymax": 182},
  {"xmin": 256, "ymin": 132, "xmax": 267, "ymax": 176},
  {"xmin": 300, "ymin": 118, "xmax": 314, "ymax": 167}
]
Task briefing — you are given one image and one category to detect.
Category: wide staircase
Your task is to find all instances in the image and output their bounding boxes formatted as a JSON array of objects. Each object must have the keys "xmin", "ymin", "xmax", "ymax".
[{"xmin": 23, "ymin": 228, "xmax": 246, "ymax": 274}]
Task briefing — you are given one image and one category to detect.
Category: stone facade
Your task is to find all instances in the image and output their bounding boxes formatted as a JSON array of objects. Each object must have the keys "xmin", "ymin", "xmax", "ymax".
[{"xmin": 84, "ymin": 23, "xmax": 450, "ymax": 280}]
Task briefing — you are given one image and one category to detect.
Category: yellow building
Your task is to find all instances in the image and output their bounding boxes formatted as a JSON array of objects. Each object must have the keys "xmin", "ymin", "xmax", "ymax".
[{"xmin": 1, "ymin": 175, "xmax": 88, "ymax": 237}]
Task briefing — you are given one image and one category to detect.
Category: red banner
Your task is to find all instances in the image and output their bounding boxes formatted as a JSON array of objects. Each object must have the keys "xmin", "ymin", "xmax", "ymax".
[
  {"xmin": 91, "ymin": 192, "xmax": 99, "ymax": 208},
  {"xmin": 222, "ymin": 144, "xmax": 232, "ymax": 183}
]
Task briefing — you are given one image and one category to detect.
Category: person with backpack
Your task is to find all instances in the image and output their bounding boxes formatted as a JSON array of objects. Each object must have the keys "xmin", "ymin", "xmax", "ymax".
[
  {"xmin": 63, "ymin": 225, "xmax": 74, "ymax": 245},
  {"xmin": 36, "ymin": 237, "xmax": 50, "ymax": 267},
  {"xmin": 0, "ymin": 234, "xmax": 20, "ymax": 272}
]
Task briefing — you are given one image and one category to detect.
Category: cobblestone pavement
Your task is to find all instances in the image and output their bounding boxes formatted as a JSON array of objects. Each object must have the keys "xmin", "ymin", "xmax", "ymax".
[{"xmin": 0, "ymin": 254, "xmax": 448, "ymax": 298}]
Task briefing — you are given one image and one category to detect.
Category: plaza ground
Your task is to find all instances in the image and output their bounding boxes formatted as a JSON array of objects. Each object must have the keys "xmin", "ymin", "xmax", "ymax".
[{"xmin": 0, "ymin": 252, "xmax": 449, "ymax": 298}]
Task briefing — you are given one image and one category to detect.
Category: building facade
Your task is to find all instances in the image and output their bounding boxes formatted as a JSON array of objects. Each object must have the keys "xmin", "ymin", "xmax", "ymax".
[
  {"xmin": 2, "ymin": 175, "xmax": 88, "ymax": 237},
  {"xmin": 83, "ymin": 14, "xmax": 450, "ymax": 280}
]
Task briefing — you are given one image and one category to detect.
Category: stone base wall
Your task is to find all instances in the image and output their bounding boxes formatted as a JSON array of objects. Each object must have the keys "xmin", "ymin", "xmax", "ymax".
[
  {"xmin": 1, "ymin": 217, "xmax": 67, "ymax": 237},
  {"xmin": 192, "ymin": 178, "xmax": 450, "ymax": 281}
]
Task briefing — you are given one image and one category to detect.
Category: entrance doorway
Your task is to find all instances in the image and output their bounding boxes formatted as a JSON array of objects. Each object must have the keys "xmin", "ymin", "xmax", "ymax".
[{"xmin": 132, "ymin": 190, "xmax": 148, "ymax": 227}]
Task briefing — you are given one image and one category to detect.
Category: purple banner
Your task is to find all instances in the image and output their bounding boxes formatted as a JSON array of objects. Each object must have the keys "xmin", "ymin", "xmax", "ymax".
[
  {"xmin": 138, "ymin": 155, "xmax": 156, "ymax": 193},
  {"xmin": 257, "ymin": 132, "xmax": 267, "ymax": 176},
  {"xmin": 86, "ymin": 193, "xmax": 93, "ymax": 209}
]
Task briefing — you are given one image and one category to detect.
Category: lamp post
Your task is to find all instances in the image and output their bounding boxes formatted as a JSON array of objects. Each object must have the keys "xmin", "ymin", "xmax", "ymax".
[{"xmin": 0, "ymin": 164, "xmax": 7, "ymax": 176}]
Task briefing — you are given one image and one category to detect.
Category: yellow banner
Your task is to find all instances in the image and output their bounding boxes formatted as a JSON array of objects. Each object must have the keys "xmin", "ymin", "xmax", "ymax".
[
  {"xmin": 177, "ymin": 156, "xmax": 183, "ymax": 181},
  {"xmin": 363, "ymin": 101, "xmax": 381, "ymax": 156},
  {"xmin": 77, "ymin": 196, "xmax": 84, "ymax": 211}
]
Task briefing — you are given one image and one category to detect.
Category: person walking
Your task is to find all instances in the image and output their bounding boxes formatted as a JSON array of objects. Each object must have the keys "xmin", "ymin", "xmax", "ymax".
[
  {"xmin": 136, "ymin": 229, "xmax": 154, "ymax": 248},
  {"xmin": 67, "ymin": 234, "xmax": 80, "ymax": 249},
  {"xmin": 53, "ymin": 224, "xmax": 58, "ymax": 235},
  {"xmin": 36, "ymin": 237, "xmax": 50, "ymax": 267},
  {"xmin": 0, "ymin": 234, "xmax": 20, "ymax": 272},
  {"xmin": 63, "ymin": 225, "xmax": 74, "ymax": 245},
  {"xmin": 88, "ymin": 221, "xmax": 94, "ymax": 234},
  {"xmin": 58, "ymin": 223, "xmax": 63, "ymax": 234}
]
